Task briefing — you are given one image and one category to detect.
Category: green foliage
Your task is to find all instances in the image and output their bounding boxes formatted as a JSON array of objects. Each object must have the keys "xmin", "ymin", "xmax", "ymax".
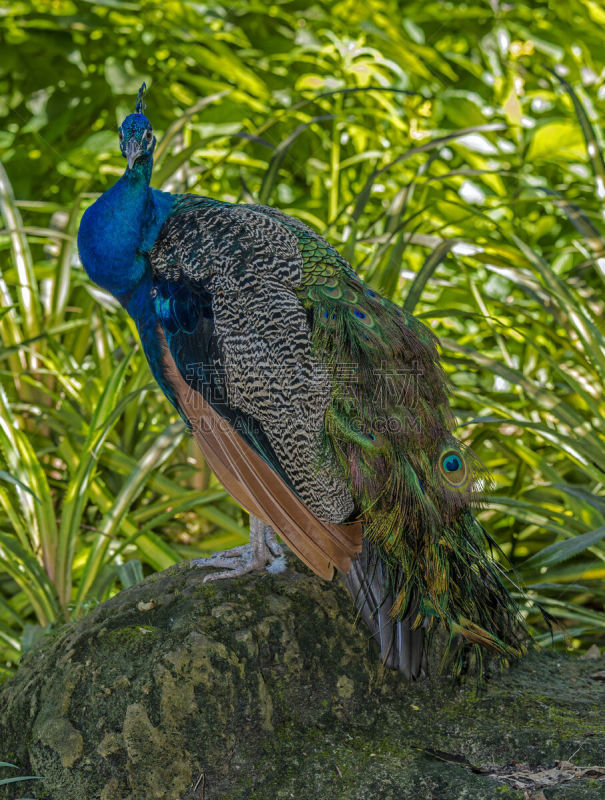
[
  {"xmin": 0, "ymin": 0, "xmax": 604, "ymax": 671},
  {"xmin": 0, "ymin": 760, "xmax": 42, "ymax": 795}
]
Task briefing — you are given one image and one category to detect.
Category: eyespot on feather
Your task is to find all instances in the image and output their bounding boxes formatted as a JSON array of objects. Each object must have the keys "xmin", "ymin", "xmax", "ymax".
[
  {"xmin": 438, "ymin": 449, "xmax": 468, "ymax": 488},
  {"xmin": 351, "ymin": 307, "xmax": 375, "ymax": 327},
  {"xmin": 321, "ymin": 309, "xmax": 337, "ymax": 324}
]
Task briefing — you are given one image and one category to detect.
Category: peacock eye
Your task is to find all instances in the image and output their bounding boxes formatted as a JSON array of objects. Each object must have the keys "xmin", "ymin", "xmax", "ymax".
[
  {"xmin": 146, "ymin": 129, "xmax": 153, "ymax": 141},
  {"xmin": 118, "ymin": 128, "xmax": 123, "ymax": 140},
  {"xmin": 439, "ymin": 449, "xmax": 468, "ymax": 489}
]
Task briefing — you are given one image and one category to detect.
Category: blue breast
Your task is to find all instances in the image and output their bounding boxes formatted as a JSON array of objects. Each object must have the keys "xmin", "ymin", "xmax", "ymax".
[{"xmin": 77, "ymin": 170, "xmax": 174, "ymax": 301}]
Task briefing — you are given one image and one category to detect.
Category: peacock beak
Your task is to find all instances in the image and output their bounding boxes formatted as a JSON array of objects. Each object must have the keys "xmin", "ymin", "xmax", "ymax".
[{"xmin": 125, "ymin": 138, "xmax": 142, "ymax": 170}]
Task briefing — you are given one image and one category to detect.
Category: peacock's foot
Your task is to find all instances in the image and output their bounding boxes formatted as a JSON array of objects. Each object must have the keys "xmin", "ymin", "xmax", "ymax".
[{"xmin": 189, "ymin": 515, "xmax": 286, "ymax": 582}]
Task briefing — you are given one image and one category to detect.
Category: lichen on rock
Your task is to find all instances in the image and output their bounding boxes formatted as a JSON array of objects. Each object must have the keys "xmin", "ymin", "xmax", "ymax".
[{"xmin": 0, "ymin": 555, "xmax": 603, "ymax": 799}]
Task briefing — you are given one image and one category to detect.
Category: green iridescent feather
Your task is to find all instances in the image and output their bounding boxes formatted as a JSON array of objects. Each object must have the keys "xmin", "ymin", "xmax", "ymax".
[{"xmin": 283, "ymin": 222, "xmax": 527, "ymax": 671}]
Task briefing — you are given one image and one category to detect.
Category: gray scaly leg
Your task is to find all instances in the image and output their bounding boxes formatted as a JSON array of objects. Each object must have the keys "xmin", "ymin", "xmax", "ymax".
[{"xmin": 189, "ymin": 515, "xmax": 286, "ymax": 582}]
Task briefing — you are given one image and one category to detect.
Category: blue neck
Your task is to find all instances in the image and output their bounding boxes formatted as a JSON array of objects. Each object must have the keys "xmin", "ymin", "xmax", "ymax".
[{"xmin": 77, "ymin": 155, "xmax": 174, "ymax": 303}]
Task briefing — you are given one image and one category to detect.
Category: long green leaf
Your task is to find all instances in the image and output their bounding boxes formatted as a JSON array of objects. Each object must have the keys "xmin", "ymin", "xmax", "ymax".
[
  {"xmin": 520, "ymin": 526, "xmax": 605, "ymax": 571},
  {"xmin": 75, "ymin": 421, "xmax": 184, "ymax": 604},
  {"xmin": 55, "ymin": 352, "xmax": 133, "ymax": 609},
  {"xmin": 0, "ymin": 163, "xmax": 42, "ymax": 345}
]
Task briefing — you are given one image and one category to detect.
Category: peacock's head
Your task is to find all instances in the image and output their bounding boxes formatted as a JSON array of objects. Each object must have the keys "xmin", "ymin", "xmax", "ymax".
[{"xmin": 119, "ymin": 83, "xmax": 156, "ymax": 170}]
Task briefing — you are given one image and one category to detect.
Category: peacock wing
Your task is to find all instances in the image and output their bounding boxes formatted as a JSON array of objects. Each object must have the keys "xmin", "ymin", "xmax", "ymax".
[{"xmin": 148, "ymin": 197, "xmax": 361, "ymax": 577}]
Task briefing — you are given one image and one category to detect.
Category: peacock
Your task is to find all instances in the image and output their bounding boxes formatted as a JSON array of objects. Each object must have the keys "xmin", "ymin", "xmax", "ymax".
[{"xmin": 77, "ymin": 84, "xmax": 527, "ymax": 679}]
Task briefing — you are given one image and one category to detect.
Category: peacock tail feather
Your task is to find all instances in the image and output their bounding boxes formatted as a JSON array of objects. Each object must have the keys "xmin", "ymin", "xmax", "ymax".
[{"xmin": 271, "ymin": 214, "xmax": 528, "ymax": 669}]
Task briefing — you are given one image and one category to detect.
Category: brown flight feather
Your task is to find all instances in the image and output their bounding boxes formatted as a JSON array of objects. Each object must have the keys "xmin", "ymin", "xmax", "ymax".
[{"xmin": 158, "ymin": 328, "xmax": 362, "ymax": 578}]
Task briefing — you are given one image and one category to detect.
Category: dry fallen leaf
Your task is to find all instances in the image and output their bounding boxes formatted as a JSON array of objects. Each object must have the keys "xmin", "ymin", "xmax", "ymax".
[
  {"xmin": 420, "ymin": 748, "xmax": 605, "ymax": 792},
  {"xmin": 487, "ymin": 760, "xmax": 605, "ymax": 790}
]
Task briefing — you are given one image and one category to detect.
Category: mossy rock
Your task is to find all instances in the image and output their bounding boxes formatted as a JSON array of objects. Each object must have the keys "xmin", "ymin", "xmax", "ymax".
[{"xmin": 0, "ymin": 555, "xmax": 603, "ymax": 800}]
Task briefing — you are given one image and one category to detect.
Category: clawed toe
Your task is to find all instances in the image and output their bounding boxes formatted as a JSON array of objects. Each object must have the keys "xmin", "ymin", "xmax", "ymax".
[
  {"xmin": 265, "ymin": 526, "xmax": 283, "ymax": 558},
  {"xmin": 200, "ymin": 548, "xmax": 269, "ymax": 582},
  {"xmin": 190, "ymin": 556, "xmax": 248, "ymax": 571},
  {"xmin": 202, "ymin": 561, "xmax": 258, "ymax": 582},
  {"xmin": 189, "ymin": 517, "xmax": 286, "ymax": 583},
  {"xmin": 189, "ymin": 545, "xmax": 248, "ymax": 566}
]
